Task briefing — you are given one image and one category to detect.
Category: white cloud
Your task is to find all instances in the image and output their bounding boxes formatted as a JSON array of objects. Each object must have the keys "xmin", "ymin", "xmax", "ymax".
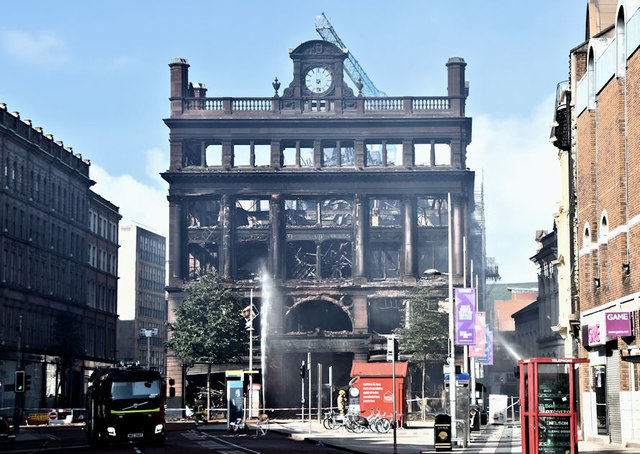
[
  {"xmin": 0, "ymin": 30, "xmax": 70, "ymax": 66},
  {"xmin": 90, "ymin": 150, "xmax": 169, "ymax": 239},
  {"xmin": 467, "ymin": 94, "xmax": 560, "ymax": 283}
]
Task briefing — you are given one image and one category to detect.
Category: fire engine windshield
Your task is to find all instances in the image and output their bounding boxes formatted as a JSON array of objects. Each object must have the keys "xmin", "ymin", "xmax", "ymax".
[{"xmin": 111, "ymin": 379, "xmax": 161, "ymax": 400}]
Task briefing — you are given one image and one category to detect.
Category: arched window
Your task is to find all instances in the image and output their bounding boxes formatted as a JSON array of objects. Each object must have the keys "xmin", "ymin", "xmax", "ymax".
[
  {"xmin": 583, "ymin": 223, "xmax": 591, "ymax": 248},
  {"xmin": 616, "ymin": 6, "xmax": 626, "ymax": 77},
  {"xmin": 587, "ymin": 47, "xmax": 596, "ymax": 109},
  {"xmin": 600, "ymin": 211, "xmax": 609, "ymax": 243}
]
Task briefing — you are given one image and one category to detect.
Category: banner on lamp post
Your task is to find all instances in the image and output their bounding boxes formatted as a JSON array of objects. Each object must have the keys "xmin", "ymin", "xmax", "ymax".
[
  {"xmin": 455, "ymin": 288, "xmax": 476, "ymax": 345},
  {"xmin": 478, "ymin": 330, "xmax": 493, "ymax": 365},
  {"xmin": 469, "ymin": 312, "xmax": 486, "ymax": 358}
]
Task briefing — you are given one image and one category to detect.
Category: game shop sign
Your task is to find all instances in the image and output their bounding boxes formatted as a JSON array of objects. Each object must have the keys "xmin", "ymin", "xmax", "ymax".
[{"xmin": 583, "ymin": 311, "xmax": 632, "ymax": 347}]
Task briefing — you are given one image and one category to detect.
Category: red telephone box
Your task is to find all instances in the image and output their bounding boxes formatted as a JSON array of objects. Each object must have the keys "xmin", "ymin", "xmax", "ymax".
[{"xmin": 519, "ymin": 358, "xmax": 588, "ymax": 454}]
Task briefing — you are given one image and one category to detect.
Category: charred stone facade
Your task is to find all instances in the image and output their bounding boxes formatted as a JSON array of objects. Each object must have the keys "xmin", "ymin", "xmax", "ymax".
[{"xmin": 163, "ymin": 40, "xmax": 476, "ymax": 407}]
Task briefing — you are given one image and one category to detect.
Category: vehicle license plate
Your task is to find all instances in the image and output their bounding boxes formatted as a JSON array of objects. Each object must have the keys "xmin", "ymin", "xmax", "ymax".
[{"xmin": 128, "ymin": 433, "xmax": 144, "ymax": 438}]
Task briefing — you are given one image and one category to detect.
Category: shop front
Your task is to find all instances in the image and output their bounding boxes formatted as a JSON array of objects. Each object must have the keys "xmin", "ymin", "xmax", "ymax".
[{"xmin": 581, "ymin": 305, "xmax": 639, "ymax": 446}]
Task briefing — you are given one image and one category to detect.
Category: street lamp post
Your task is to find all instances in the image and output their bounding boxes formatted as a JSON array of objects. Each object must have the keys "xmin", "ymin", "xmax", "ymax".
[
  {"xmin": 423, "ymin": 192, "xmax": 456, "ymax": 443},
  {"xmin": 140, "ymin": 328, "xmax": 158, "ymax": 369},
  {"xmin": 242, "ymin": 289, "xmax": 258, "ymax": 420},
  {"xmin": 447, "ymin": 192, "xmax": 457, "ymax": 442}
]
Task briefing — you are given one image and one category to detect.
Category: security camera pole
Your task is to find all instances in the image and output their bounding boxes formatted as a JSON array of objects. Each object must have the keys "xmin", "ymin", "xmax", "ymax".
[{"xmin": 140, "ymin": 327, "xmax": 158, "ymax": 369}]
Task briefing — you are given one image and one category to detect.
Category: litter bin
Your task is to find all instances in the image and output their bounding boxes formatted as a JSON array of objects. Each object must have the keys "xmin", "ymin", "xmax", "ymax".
[
  {"xmin": 469, "ymin": 406, "xmax": 480, "ymax": 431},
  {"xmin": 434, "ymin": 414, "xmax": 452, "ymax": 451}
]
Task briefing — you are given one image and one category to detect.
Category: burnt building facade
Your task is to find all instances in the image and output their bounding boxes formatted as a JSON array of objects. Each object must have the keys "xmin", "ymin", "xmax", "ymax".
[{"xmin": 163, "ymin": 40, "xmax": 478, "ymax": 406}]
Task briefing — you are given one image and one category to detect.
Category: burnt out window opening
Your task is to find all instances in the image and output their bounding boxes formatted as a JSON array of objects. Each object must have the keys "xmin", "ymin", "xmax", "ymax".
[
  {"xmin": 188, "ymin": 243, "xmax": 218, "ymax": 279},
  {"xmin": 414, "ymin": 142, "xmax": 452, "ymax": 166},
  {"xmin": 183, "ymin": 140, "xmax": 202, "ymax": 167},
  {"xmin": 320, "ymin": 241, "xmax": 352, "ymax": 278},
  {"xmin": 323, "ymin": 144, "xmax": 338, "ymax": 167},
  {"xmin": 286, "ymin": 241, "xmax": 317, "ymax": 280},
  {"xmin": 370, "ymin": 244, "xmax": 401, "ymax": 279},
  {"xmin": 370, "ymin": 198, "xmax": 401, "ymax": 227},
  {"xmin": 366, "ymin": 141, "xmax": 400, "ymax": 166},
  {"xmin": 232, "ymin": 142, "xmax": 270, "ymax": 167},
  {"xmin": 366, "ymin": 142, "xmax": 382, "ymax": 166},
  {"xmin": 341, "ymin": 142, "xmax": 355, "ymax": 166},
  {"xmin": 205, "ymin": 143, "xmax": 222, "ymax": 166},
  {"xmin": 322, "ymin": 141, "xmax": 354, "ymax": 167},
  {"xmin": 236, "ymin": 242, "xmax": 268, "ymax": 280},
  {"xmin": 285, "ymin": 299, "xmax": 352, "ymax": 333},
  {"xmin": 417, "ymin": 197, "xmax": 449, "ymax": 227},
  {"xmin": 369, "ymin": 297, "xmax": 405, "ymax": 334},
  {"xmin": 418, "ymin": 241, "xmax": 448, "ymax": 275},
  {"xmin": 187, "ymin": 199, "xmax": 221, "ymax": 228},
  {"xmin": 235, "ymin": 199, "xmax": 270, "ymax": 228},
  {"xmin": 321, "ymin": 198, "xmax": 353, "ymax": 227},
  {"xmin": 285, "ymin": 199, "xmax": 318, "ymax": 226},
  {"xmin": 434, "ymin": 143, "xmax": 451, "ymax": 165},
  {"xmin": 282, "ymin": 141, "xmax": 314, "ymax": 167}
]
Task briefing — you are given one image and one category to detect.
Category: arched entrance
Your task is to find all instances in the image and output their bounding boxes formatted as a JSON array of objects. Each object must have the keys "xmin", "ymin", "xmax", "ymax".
[{"xmin": 285, "ymin": 299, "xmax": 352, "ymax": 333}]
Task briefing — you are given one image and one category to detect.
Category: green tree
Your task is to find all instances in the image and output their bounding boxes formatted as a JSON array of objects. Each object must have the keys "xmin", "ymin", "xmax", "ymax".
[
  {"xmin": 167, "ymin": 271, "xmax": 246, "ymax": 410},
  {"xmin": 395, "ymin": 286, "xmax": 448, "ymax": 414}
]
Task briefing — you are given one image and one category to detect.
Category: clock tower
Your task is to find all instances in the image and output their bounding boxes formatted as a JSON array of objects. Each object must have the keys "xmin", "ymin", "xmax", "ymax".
[{"xmin": 282, "ymin": 40, "xmax": 354, "ymax": 101}]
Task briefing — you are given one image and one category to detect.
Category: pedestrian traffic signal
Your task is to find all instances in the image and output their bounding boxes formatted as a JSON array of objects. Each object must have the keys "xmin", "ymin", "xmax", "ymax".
[
  {"xmin": 25, "ymin": 374, "xmax": 31, "ymax": 391},
  {"xmin": 15, "ymin": 371, "xmax": 25, "ymax": 393},
  {"xmin": 299, "ymin": 361, "xmax": 306, "ymax": 379}
]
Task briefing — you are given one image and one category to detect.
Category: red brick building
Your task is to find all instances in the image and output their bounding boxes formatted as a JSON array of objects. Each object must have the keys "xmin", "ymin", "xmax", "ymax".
[{"xmin": 572, "ymin": 0, "xmax": 640, "ymax": 446}]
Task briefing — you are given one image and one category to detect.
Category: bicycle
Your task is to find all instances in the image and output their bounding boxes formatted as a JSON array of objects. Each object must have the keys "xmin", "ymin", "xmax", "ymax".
[
  {"xmin": 322, "ymin": 410, "xmax": 341, "ymax": 430},
  {"xmin": 344, "ymin": 410, "xmax": 367, "ymax": 433}
]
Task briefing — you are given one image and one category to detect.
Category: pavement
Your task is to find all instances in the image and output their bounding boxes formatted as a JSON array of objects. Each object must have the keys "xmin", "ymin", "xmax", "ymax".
[
  {"xmin": 4, "ymin": 420, "xmax": 640, "ymax": 453},
  {"xmin": 232, "ymin": 419, "xmax": 640, "ymax": 454}
]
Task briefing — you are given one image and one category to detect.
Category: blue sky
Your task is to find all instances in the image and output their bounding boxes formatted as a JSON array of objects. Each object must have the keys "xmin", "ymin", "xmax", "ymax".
[{"xmin": 0, "ymin": 0, "xmax": 586, "ymax": 282}]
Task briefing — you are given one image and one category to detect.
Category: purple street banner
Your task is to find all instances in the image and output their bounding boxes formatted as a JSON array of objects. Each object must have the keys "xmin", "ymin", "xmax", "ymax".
[
  {"xmin": 477, "ymin": 329, "xmax": 493, "ymax": 365},
  {"xmin": 469, "ymin": 312, "xmax": 486, "ymax": 358},
  {"xmin": 455, "ymin": 288, "xmax": 476, "ymax": 345},
  {"xmin": 605, "ymin": 312, "xmax": 632, "ymax": 337}
]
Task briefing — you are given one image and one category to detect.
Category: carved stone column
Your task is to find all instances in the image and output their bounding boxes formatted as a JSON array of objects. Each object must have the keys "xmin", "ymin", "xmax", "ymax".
[
  {"xmin": 451, "ymin": 195, "xmax": 464, "ymax": 278},
  {"xmin": 220, "ymin": 195, "xmax": 233, "ymax": 280},
  {"xmin": 402, "ymin": 139, "xmax": 414, "ymax": 168},
  {"xmin": 353, "ymin": 194, "xmax": 368, "ymax": 283},
  {"xmin": 316, "ymin": 243, "xmax": 322, "ymax": 279},
  {"xmin": 168, "ymin": 198, "xmax": 184, "ymax": 286},
  {"xmin": 169, "ymin": 137, "xmax": 183, "ymax": 171},
  {"xmin": 352, "ymin": 295, "xmax": 368, "ymax": 334},
  {"xmin": 270, "ymin": 195, "xmax": 285, "ymax": 280},
  {"xmin": 402, "ymin": 195, "xmax": 417, "ymax": 283}
]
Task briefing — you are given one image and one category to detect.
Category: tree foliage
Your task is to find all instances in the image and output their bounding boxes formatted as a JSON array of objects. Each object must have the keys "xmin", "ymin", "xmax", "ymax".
[
  {"xmin": 396, "ymin": 286, "xmax": 449, "ymax": 403},
  {"xmin": 395, "ymin": 286, "xmax": 448, "ymax": 363},
  {"xmin": 167, "ymin": 271, "xmax": 247, "ymax": 365}
]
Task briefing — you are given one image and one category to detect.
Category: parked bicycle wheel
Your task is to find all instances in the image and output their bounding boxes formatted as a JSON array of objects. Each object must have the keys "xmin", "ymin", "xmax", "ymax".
[
  {"xmin": 376, "ymin": 417, "xmax": 391, "ymax": 433},
  {"xmin": 323, "ymin": 413, "xmax": 336, "ymax": 430}
]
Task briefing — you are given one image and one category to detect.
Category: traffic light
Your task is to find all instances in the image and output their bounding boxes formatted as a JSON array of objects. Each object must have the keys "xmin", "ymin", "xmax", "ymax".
[
  {"xmin": 299, "ymin": 361, "xmax": 306, "ymax": 379},
  {"xmin": 25, "ymin": 374, "xmax": 31, "ymax": 391},
  {"xmin": 15, "ymin": 371, "xmax": 25, "ymax": 393}
]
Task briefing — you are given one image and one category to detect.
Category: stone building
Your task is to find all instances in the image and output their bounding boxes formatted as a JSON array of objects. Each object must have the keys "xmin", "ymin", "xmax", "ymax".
[
  {"xmin": 162, "ymin": 40, "xmax": 481, "ymax": 407},
  {"xmin": 556, "ymin": 0, "xmax": 640, "ymax": 446},
  {"xmin": 117, "ymin": 225, "xmax": 167, "ymax": 373},
  {"xmin": 0, "ymin": 103, "xmax": 120, "ymax": 410}
]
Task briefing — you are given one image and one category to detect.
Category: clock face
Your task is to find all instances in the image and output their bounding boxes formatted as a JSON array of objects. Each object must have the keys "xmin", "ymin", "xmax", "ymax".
[{"xmin": 305, "ymin": 66, "xmax": 333, "ymax": 94}]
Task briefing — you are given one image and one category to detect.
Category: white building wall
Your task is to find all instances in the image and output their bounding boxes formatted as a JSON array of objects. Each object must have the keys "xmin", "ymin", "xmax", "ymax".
[{"xmin": 117, "ymin": 225, "xmax": 138, "ymax": 320}]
